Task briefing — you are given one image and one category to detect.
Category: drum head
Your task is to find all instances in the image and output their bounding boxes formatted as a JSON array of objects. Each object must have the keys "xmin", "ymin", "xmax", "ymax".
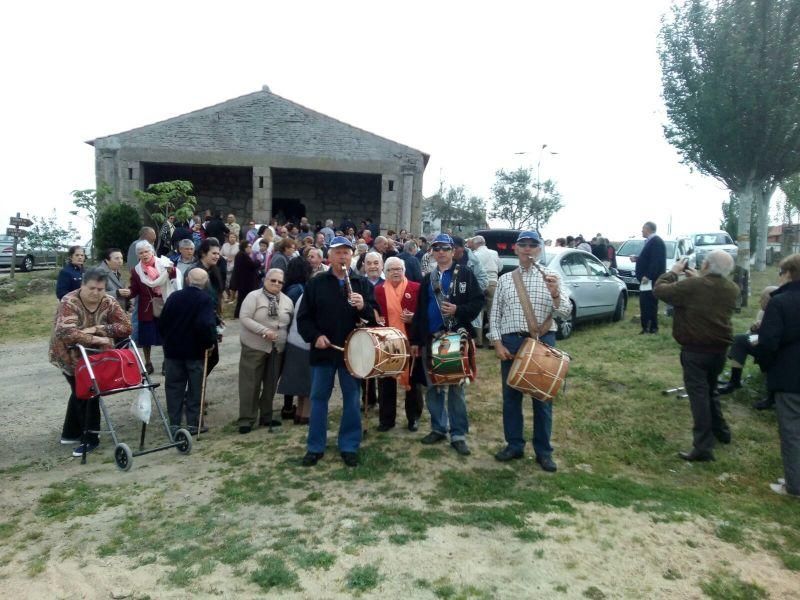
[{"xmin": 346, "ymin": 330, "xmax": 377, "ymax": 378}]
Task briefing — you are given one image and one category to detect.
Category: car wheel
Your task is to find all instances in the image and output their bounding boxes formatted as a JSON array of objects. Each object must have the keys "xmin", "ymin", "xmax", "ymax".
[
  {"xmin": 612, "ymin": 293, "xmax": 626, "ymax": 322},
  {"xmin": 21, "ymin": 255, "xmax": 34, "ymax": 272},
  {"xmin": 555, "ymin": 301, "xmax": 575, "ymax": 340}
]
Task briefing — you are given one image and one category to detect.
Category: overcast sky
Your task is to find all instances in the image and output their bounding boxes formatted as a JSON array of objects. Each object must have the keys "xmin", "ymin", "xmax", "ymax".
[{"xmin": 2, "ymin": 0, "xmax": 736, "ymax": 243}]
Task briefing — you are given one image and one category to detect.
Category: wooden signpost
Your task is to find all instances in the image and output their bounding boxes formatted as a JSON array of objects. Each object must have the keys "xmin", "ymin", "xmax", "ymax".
[{"xmin": 7, "ymin": 213, "xmax": 32, "ymax": 279}]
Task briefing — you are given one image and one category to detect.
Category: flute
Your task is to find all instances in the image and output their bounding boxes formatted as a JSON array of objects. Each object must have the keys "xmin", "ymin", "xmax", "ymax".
[{"xmin": 340, "ymin": 262, "xmax": 355, "ymax": 305}]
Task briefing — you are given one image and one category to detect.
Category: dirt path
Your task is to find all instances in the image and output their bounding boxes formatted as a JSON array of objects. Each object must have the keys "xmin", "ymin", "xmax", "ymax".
[{"xmin": 1, "ymin": 329, "xmax": 799, "ymax": 599}]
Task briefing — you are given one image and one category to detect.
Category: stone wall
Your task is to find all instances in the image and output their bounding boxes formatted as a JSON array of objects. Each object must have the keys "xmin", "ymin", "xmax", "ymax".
[
  {"xmin": 142, "ymin": 163, "xmax": 253, "ymax": 216},
  {"xmin": 271, "ymin": 168, "xmax": 381, "ymax": 226}
]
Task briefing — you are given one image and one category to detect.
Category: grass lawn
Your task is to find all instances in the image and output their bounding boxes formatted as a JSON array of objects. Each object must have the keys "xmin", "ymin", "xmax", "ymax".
[{"xmin": 0, "ymin": 267, "xmax": 797, "ymax": 598}]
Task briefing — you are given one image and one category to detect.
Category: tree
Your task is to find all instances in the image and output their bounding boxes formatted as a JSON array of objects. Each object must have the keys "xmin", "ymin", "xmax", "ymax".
[
  {"xmin": 423, "ymin": 182, "xmax": 486, "ymax": 234},
  {"xmin": 720, "ymin": 193, "xmax": 757, "ymax": 242},
  {"xmin": 489, "ymin": 167, "xmax": 563, "ymax": 231},
  {"xmin": 22, "ymin": 212, "xmax": 79, "ymax": 262},
  {"xmin": 134, "ymin": 180, "xmax": 197, "ymax": 228},
  {"xmin": 70, "ymin": 184, "xmax": 111, "ymax": 260},
  {"xmin": 94, "ymin": 203, "xmax": 142, "ymax": 259},
  {"xmin": 779, "ymin": 173, "xmax": 800, "ymax": 255},
  {"xmin": 660, "ymin": 0, "xmax": 800, "ymax": 288}
]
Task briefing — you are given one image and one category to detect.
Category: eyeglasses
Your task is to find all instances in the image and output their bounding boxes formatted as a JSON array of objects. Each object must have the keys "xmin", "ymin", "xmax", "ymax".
[
  {"xmin": 516, "ymin": 242, "xmax": 539, "ymax": 248},
  {"xmin": 432, "ymin": 246, "xmax": 452, "ymax": 252},
  {"xmin": 268, "ymin": 279, "xmax": 284, "ymax": 285},
  {"xmin": 386, "ymin": 267, "xmax": 404, "ymax": 272}
]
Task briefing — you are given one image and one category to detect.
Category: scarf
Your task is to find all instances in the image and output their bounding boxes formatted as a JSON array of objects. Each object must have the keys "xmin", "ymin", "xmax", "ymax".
[
  {"xmin": 385, "ymin": 278, "xmax": 411, "ymax": 389},
  {"xmin": 262, "ymin": 289, "xmax": 279, "ymax": 317},
  {"xmin": 134, "ymin": 256, "xmax": 177, "ymax": 301}
]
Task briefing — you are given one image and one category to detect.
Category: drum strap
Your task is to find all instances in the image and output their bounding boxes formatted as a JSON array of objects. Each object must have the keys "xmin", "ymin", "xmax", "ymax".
[{"xmin": 512, "ymin": 268, "xmax": 552, "ymax": 339}]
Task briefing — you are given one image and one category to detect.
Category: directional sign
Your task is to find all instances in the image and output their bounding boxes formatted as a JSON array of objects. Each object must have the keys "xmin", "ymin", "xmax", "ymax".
[
  {"xmin": 9, "ymin": 217, "xmax": 32, "ymax": 228},
  {"xmin": 6, "ymin": 227, "xmax": 27, "ymax": 237}
]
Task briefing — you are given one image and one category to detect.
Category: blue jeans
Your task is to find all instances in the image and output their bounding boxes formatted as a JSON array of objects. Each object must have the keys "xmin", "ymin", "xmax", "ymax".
[
  {"xmin": 307, "ymin": 362, "xmax": 362, "ymax": 454},
  {"xmin": 500, "ymin": 332, "xmax": 556, "ymax": 457},
  {"xmin": 425, "ymin": 384, "xmax": 468, "ymax": 441}
]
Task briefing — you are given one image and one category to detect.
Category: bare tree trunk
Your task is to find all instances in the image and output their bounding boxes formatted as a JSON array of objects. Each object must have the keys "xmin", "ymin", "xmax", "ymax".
[
  {"xmin": 734, "ymin": 181, "xmax": 754, "ymax": 305},
  {"xmin": 754, "ymin": 184, "xmax": 776, "ymax": 271}
]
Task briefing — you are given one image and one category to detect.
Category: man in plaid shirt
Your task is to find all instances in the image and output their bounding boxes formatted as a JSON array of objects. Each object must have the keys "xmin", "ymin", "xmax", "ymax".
[{"xmin": 488, "ymin": 231, "xmax": 571, "ymax": 472}]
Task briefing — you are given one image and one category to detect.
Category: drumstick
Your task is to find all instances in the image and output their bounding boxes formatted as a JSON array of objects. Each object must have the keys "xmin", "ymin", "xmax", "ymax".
[{"xmin": 330, "ymin": 344, "xmax": 345, "ymax": 352}]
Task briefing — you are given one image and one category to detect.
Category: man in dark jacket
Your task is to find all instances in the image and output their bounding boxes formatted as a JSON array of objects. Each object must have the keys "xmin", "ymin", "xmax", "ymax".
[
  {"xmin": 635, "ymin": 221, "xmax": 667, "ymax": 334},
  {"xmin": 158, "ymin": 268, "xmax": 218, "ymax": 434},
  {"xmin": 654, "ymin": 250, "xmax": 739, "ymax": 462},
  {"xmin": 411, "ymin": 233, "xmax": 484, "ymax": 456},
  {"xmin": 297, "ymin": 236, "xmax": 379, "ymax": 467},
  {"xmin": 397, "ymin": 240, "xmax": 423, "ymax": 283},
  {"xmin": 205, "ymin": 211, "xmax": 230, "ymax": 243},
  {"xmin": 753, "ymin": 253, "xmax": 800, "ymax": 497}
]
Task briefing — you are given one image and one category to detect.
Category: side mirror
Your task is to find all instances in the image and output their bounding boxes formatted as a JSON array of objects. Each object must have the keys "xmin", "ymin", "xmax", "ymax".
[{"xmin": 609, "ymin": 267, "xmax": 619, "ymax": 276}]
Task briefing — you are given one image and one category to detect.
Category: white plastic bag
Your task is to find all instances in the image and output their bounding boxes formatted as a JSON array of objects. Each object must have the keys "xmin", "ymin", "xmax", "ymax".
[{"xmin": 131, "ymin": 388, "xmax": 152, "ymax": 424}]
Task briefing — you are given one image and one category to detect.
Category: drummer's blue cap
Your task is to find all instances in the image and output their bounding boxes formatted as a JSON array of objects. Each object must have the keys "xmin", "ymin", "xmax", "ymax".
[
  {"xmin": 329, "ymin": 236, "xmax": 354, "ymax": 250},
  {"xmin": 431, "ymin": 233, "xmax": 454, "ymax": 247},
  {"xmin": 516, "ymin": 230, "xmax": 542, "ymax": 244}
]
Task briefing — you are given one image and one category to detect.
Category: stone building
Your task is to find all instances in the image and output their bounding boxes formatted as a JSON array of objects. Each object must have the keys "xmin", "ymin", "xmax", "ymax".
[{"xmin": 88, "ymin": 86, "xmax": 428, "ymax": 232}]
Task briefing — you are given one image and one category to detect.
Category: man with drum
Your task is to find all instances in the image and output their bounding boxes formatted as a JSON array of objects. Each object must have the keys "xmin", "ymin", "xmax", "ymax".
[
  {"xmin": 488, "ymin": 231, "xmax": 571, "ymax": 472},
  {"xmin": 411, "ymin": 234, "xmax": 484, "ymax": 456},
  {"xmin": 297, "ymin": 236, "xmax": 379, "ymax": 467}
]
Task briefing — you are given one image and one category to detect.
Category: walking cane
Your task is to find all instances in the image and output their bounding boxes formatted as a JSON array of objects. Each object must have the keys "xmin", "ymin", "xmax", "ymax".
[{"xmin": 197, "ymin": 348, "xmax": 210, "ymax": 441}]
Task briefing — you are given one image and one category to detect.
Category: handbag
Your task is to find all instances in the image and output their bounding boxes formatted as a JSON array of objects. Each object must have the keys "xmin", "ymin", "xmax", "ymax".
[
  {"xmin": 151, "ymin": 296, "xmax": 164, "ymax": 317},
  {"xmin": 75, "ymin": 349, "xmax": 142, "ymax": 400}
]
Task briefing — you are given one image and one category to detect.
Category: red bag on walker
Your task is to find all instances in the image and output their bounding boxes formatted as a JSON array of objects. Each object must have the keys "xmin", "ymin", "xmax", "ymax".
[{"xmin": 75, "ymin": 349, "xmax": 142, "ymax": 400}]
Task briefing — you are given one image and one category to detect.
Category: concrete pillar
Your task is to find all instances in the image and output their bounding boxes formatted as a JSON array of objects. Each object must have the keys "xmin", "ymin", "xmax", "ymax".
[
  {"xmin": 380, "ymin": 174, "xmax": 399, "ymax": 233},
  {"xmin": 120, "ymin": 161, "xmax": 142, "ymax": 202},
  {"xmin": 400, "ymin": 173, "xmax": 414, "ymax": 233},
  {"xmin": 252, "ymin": 167, "xmax": 272, "ymax": 223}
]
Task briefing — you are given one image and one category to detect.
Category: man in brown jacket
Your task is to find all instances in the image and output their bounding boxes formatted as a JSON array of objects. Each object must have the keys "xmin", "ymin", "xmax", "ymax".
[{"xmin": 654, "ymin": 250, "xmax": 739, "ymax": 462}]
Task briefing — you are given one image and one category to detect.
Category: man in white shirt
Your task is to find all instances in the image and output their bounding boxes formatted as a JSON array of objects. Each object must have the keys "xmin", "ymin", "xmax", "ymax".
[{"xmin": 472, "ymin": 235, "xmax": 502, "ymax": 346}]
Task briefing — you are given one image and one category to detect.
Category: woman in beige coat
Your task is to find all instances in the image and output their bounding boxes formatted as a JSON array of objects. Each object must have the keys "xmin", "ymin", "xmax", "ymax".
[{"xmin": 237, "ymin": 268, "xmax": 294, "ymax": 433}]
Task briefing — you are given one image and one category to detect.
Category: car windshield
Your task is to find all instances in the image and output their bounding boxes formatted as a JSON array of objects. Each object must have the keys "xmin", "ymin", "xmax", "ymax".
[
  {"xmin": 617, "ymin": 240, "xmax": 676, "ymax": 256},
  {"xmin": 694, "ymin": 233, "xmax": 732, "ymax": 246}
]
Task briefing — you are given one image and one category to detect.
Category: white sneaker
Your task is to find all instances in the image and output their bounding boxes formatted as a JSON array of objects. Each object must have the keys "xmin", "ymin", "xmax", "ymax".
[{"xmin": 770, "ymin": 482, "xmax": 787, "ymax": 495}]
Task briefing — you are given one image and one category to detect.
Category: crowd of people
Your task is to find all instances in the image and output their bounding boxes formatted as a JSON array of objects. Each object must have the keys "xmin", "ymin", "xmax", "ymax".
[{"xmin": 46, "ymin": 211, "xmax": 799, "ymax": 498}]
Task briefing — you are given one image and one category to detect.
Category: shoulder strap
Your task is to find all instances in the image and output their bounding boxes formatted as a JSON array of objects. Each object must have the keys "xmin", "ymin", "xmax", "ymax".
[{"xmin": 512, "ymin": 268, "xmax": 552, "ymax": 338}]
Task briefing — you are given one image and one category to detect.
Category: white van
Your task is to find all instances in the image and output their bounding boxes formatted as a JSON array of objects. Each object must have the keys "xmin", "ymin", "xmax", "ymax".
[{"xmin": 614, "ymin": 236, "xmax": 695, "ymax": 291}]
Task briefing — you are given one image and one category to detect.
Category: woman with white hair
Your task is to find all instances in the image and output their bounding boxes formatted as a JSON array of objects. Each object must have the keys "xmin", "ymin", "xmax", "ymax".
[
  {"xmin": 129, "ymin": 240, "xmax": 177, "ymax": 374},
  {"xmin": 237, "ymin": 267, "xmax": 294, "ymax": 433}
]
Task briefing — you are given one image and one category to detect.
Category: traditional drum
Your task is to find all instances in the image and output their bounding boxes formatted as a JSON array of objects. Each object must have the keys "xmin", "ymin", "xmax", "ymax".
[
  {"xmin": 344, "ymin": 327, "xmax": 410, "ymax": 379},
  {"xmin": 428, "ymin": 331, "xmax": 476, "ymax": 386},
  {"xmin": 507, "ymin": 338, "xmax": 570, "ymax": 401}
]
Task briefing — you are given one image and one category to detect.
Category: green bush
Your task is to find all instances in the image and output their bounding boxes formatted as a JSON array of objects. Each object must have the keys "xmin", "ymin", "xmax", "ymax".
[{"xmin": 94, "ymin": 203, "xmax": 142, "ymax": 259}]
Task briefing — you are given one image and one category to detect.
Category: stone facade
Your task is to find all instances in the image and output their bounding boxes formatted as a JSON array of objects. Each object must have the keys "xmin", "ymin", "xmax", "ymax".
[{"xmin": 89, "ymin": 87, "xmax": 428, "ymax": 233}]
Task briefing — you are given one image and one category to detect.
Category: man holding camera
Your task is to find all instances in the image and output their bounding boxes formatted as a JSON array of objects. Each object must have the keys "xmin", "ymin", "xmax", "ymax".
[{"xmin": 654, "ymin": 250, "xmax": 739, "ymax": 462}]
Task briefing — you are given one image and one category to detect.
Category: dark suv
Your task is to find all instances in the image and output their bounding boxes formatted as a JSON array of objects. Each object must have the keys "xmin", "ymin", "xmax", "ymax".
[{"xmin": 473, "ymin": 229, "xmax": 522, "ymax": 275}]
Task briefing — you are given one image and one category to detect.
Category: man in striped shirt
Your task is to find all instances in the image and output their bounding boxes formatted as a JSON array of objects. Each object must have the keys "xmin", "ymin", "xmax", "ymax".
[{"xmin": 488, "ymin": 231, "xmax": 571, "ymax": 472}]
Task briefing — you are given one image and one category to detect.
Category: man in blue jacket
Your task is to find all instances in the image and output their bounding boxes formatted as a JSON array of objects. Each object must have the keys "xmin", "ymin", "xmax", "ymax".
[
  {"xmin": 158, "ymin": 268, "xmax": 218, "ymax": 434},
  {"xmin": 635, "ymin": 221, "xmax": 667, "ymax": 334}
]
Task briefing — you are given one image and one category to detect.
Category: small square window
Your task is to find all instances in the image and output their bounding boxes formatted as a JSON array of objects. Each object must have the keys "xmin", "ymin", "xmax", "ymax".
[
  {"xmin": 259, "ymin": 176, "xmax": 264, "ymax": 189},
  {"xmin": 388, "ymin": 180, "xmax": 395, "ymax": 191}
]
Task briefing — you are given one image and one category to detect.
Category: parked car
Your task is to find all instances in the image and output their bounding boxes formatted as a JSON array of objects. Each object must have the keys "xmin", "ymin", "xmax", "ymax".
[
  {"xmin": 0, "ymin": 236, "xmax": 59, "ymax": 271},
  {"xmin": 473, "ymin": 228, "xmax": 523, "ymax": 275},
  {"xmin": 614, "ymin": 236, "xmax": 695, "ymax": 291},
  {"xmin": 539, "ymin": 247, "xmax": 628, "ymax": 339},
  {"xmin": 688, "ymin": 231, "xmax": 738, "ymax": 266}
]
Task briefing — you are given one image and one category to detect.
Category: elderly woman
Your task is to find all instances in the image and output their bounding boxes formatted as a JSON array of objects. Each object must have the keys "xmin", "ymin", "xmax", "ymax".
[
  {"xmin": 374, "ymin": 257, "xmax": 424, "ymax": 431},
  {"xmin": 237, "ymin": 267, "xmax": 294, "ymax": 433},
  {"xmin": 129, "ymin": 240, "xmax": 177, "ymax": 374},
  {"xmin": 221, "ymin": 231, "xmax": 240, "ymax": 304},
  {"xmin": 50, "ymin": 267, "xmax": 132, "ymax": 456},
  {"xmin": 755, "ymin": 254, "xmax": 800, "ymax": 497},
  {"xmin": 277, "ymin": 256, "xmax": 313, "ymax": 423},
  {"xmin": 56, "ymin": 245, "xmax": 86, "ymax": 300},
  {"xmin": 233, "ymin": 240, "xmax": 260, "ymax": 319},
  {"xmin": 270, "ymin": 237, "xmax": 296, "ymax": 273},
  {"xmin": 96, "ymin": 247, "xmax": 131, "ymax": 310}
]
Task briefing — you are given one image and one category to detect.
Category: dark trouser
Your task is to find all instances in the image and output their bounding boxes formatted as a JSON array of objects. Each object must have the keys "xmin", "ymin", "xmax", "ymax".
[
  {"xmin": 775, "ymin": 392, "xmax": 800, "ymax": 496},
  {"xmin": 61, "ymin": 374, "xmax": 100, "ymax": 445},
  {"xmin": 361, "ymin": 379, "xmax": 378, "ymax": 407},
  {"xmin": 500, "ymin": 332, "xmax": 556, "ymax": 457},
  {"xmin": 378, "ymin": 378, "xmax": 423, "ymax": 427},
  {"xmin": 728, "ymin": 333, "xmax": 756, "ymax": 365},
  {"xmin": 238, "ymin": 345, "xmax": 283, "ymax": 427},
  {"xmin": 164, "ymin": 358, "xmax": 205, "ymax": 428},
  {"xmin": 681, "ymin": 349, "xmax": 729, "ymax": 453},
  {"xmin": 640, "ymin": 290, "xmax": 659, "ymax": 332}
]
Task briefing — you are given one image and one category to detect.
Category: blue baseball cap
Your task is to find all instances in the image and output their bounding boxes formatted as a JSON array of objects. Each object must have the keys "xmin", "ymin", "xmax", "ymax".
[
  {"xmin": 516, "ymin": 231, "xmax": 542, "ymax": 244},
  {"xmin": 431, "ymin": 233, "xmax": 454, "ymax": 247},
  {"xmin": 329, "ymin": 236, "xmax": 354, "ymax": 250}
]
